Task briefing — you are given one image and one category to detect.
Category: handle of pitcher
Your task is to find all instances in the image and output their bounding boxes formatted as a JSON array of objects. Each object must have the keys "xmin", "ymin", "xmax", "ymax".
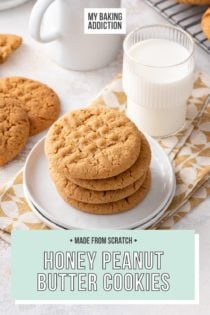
[{"xmin": 29, "ymin": 0, "xmax": 59, "ymax": 43}]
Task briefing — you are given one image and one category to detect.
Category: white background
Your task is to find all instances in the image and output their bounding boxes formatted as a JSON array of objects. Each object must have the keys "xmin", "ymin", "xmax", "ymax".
[{"xmin": 0, "ymin": 0, "xmax": 210, "ymax": 314}]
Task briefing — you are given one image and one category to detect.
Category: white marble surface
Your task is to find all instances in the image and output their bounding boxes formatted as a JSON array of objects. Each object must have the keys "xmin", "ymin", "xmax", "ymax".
[{"xmin": 0, "ymin": 0, "xmax": 210, "ymax": 314}]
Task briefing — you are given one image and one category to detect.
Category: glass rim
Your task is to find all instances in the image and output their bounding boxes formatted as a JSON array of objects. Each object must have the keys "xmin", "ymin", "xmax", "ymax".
[{"xmin": 123, "ymin": 24, "xmax": 195, "ymax": 69}]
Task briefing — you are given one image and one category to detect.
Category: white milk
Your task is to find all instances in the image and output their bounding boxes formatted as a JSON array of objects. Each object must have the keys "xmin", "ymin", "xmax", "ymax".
[{"xmin": 123, "ymin": 39, "xmax": 194, "ymax": 137}]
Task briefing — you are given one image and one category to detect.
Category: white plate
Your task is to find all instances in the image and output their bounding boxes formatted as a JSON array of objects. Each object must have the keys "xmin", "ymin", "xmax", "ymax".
[
  {"xmin": 25, "ymin": 190, "xmax": 64, "ymax": 230},
  {"xmin": 0, "ymin": 0, "xmax": 30, "ymax": 11},
  {"xmin": 23, "ymin": 136, "xmax": 175, "ymax": 230},
  {"xmin": 25, "ymin": 178, "xmax": 176, "ymax": 231},
  {"xmin": 134, "ymin": 179, "xmax": 176, "ymax": 230}
]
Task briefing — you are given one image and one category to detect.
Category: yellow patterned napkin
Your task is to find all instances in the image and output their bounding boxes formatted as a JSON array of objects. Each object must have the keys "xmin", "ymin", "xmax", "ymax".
[{"xmin": 0, "ymin": 72, "xmax": 210, "ymax": 236}]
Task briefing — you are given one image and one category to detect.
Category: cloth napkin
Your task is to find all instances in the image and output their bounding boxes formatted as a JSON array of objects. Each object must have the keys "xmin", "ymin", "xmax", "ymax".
[{"xmin": 0, "ymin": 72, "xmax": 210, "ymax": 239}]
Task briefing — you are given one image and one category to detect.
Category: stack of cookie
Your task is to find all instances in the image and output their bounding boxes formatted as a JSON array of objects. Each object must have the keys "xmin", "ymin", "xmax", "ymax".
[
  {"xmin": 45, "ymin": 106, "xmax": 151, "ymax": 215},
  {"xmin": 0, "ymin": 77, "xmax": 60, "ymax": 166}
]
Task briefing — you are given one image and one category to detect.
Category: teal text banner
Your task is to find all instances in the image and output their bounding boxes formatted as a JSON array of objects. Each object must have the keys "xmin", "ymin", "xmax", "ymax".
[{"xmin": 12, "ymin": 230, "xmax": 196, "ymax": 301}]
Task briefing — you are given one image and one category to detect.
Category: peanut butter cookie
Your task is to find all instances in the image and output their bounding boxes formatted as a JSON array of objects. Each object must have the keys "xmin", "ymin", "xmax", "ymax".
[
  {"xmin": 177, "ymin": 0, "xmax": 210, "ymax": 4},
  {"xmin": 60, "ymin": 171, "xmax": 151, "ymax": 214},
  {"xmin": 45, "ymin": 106, "xmax": 141, "ymax": 179},
  {"xmin": 0, "ymin": 77, "xmax": 60, "ymax": 136},
  {"xmin": 202, "ymin": 8, "xmax": 210, "ymax": 39},
  {"xmin": 50, "ymin": 166, "xmax": 147, "ymax": 204},
  {"xmin": 69, "ymin": 133, "xmax": 151, "ymax": 191},
  {"xmin": 0, "ymin": 34, "xmax": 22, "ymax": 64},
  {"xmin": 0, "ymin": 97, "xmax": 29, "ymax": 166}
]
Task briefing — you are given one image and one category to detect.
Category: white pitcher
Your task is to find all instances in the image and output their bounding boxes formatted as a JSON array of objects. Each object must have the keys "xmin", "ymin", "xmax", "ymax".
[{"xmin": 29, "ymin": 0, "xmax": 122, "ymax": 71}]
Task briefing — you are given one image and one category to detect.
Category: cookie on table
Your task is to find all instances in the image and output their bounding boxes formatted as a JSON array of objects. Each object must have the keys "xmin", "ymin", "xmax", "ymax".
[
  {"xmin": 0, "ymin": 97, "xmax": 29, "ymax": 166},
  {"xmin": 59, "ymin": 171, "xmax": 151, "ymax": 215},
  {"xmin": 202, "ymin": 8, "xmax": 210, "ymax": 40},
  {"xmin": 50, "ymin": 166, "xmax": 147, "ymax": 204},
  {"xmin": 70, "ymin": 133, "xmax": 151, "ymax": 191},
  {"xmin": 0, "ymin": 34, "xmax": 22, "ymax": 64},
  {"xmin": 177, "ymin": 0, "xmax": 210, "ymax": 4},
  {"xmin": 45, "ymin": 106, "xmax": 141, "ymax": 179},
  {"xmin": 0, "ymin": 77, "xmax": 60, "ymax": 136}
]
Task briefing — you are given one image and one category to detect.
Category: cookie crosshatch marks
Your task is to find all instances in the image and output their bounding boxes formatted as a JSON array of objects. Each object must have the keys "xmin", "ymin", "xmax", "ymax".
[{"xmin": 45, "ymin": 106, "xmax": 141, "ymax": 180}]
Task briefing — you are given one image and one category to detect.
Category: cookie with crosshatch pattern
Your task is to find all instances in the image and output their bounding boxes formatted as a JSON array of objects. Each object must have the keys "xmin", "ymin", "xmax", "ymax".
[
  {"xmin": 69, "ymin": 133, "xmax": 151, "ymax": 191},
  {"xmin": 45, "ymin": 106, "xmax": 141, "ymax": 180}
]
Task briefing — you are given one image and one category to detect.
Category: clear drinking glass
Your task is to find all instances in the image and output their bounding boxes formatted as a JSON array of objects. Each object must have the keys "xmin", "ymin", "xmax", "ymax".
[{"xmin": 123, "ymin": 24, "xmax": 195, "ymax": 137}]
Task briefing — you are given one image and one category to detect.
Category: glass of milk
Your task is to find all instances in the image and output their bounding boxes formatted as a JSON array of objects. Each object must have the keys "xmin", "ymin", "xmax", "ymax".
[{"xmin": 123, "ymin": 24, "xmax": 195, "ymax": 137}]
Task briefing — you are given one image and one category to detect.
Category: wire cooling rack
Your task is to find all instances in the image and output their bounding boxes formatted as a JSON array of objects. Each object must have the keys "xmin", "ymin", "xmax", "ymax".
[{"xmin": 145, "ymin": 0, "xmax": 210, "ymax": 53}]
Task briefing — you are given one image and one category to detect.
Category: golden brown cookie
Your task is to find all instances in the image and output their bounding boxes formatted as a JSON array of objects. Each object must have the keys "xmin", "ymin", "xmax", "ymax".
[
  {"xmin": 0, "ymin": 77, "xmax": 60, "ymax": 136},
  {"xmin": 69, "ymin": 133, "xmax": 151, "ymax": 191},
  {"xmin": 177, "ymin": 0, "xmax": 210, "ymax": 4},
  {"xmin": 0, "ymin": 97, "xmax": 29, "ymax": 166},
  {"xmin": 60, "ymin": 171, "xmax": 151, "ymax": 215},
  {"xmin": 202, "ymin": 8, "xmax": 210, "ymax": 39},
  {"xmin": 0, "ymin": 34, "xmax": 22, "ymax": 64},
  {"xmin": 45, "ymin": 106, "xmax": 141, "ymax": 179},
  {"xmin": 50, "ymin": 166, "xmax": 147, "ymax": 204}
]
